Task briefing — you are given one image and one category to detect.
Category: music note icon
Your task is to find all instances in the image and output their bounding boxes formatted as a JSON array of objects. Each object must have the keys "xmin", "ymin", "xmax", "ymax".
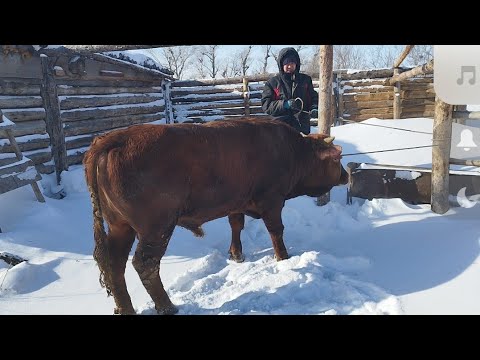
[{"xmin": 457, "ymin": 66, "xmax": 476, "ymax": 85}]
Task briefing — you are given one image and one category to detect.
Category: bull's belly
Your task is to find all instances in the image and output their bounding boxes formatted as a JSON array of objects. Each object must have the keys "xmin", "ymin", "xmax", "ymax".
[{"xmin": 178, "ymin": 200, "xmax": 261, "ymax": 227}]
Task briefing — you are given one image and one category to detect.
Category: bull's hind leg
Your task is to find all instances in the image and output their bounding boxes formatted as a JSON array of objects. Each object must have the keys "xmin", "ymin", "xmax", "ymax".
[
  {"xmin": 261, "ymin": 204, "xmax": 288, "ymax": 261},
  {"xmin": 107, "ymin": 222, "xmax": 136, "ymax": 315},
  {"xmin": 133, "ymin": 223, "xmax": 178, "ymax": 315},
  {"xmin": 228, "ymin": 213, "xmax": 245, "ymax": 262}
]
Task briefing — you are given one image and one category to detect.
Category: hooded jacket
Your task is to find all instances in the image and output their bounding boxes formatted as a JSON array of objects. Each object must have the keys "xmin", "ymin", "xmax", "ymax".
[{"xmin": 261, "ymin": 47, "xmax": 318, "ymax": 134}]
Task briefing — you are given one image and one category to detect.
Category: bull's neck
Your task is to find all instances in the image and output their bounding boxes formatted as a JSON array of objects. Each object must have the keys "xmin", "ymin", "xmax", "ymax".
[{"xmin": 286, "ymin": 147, "xmax": 333, "ymax": 199}]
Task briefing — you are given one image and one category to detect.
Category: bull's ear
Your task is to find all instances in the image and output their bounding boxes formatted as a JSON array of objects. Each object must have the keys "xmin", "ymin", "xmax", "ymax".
[
  {"xmin": 318, "ymin": 145, "xmax": 342, "ymax": 162},
  {"xmin": 306, "ymin": 133, "xmax": 335, "ymax": 148}
]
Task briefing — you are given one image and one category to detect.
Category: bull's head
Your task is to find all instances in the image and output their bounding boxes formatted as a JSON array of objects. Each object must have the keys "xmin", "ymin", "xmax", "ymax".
[{"xmin": 297, "ymin": 133, "xmax": 349, "ymax": 197}]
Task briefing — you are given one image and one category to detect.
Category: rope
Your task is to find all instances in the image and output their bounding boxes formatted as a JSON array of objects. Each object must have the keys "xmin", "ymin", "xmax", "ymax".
[
  {"xmin": 340, "ymin": 119, "xmax": 433, "ymax": 135},
  {"xmin": 342, "ymin": 144, "xmax": 437, "ymax": 157}
]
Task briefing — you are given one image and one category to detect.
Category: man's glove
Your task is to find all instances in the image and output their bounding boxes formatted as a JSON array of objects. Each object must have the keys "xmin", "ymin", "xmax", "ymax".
[
  {"xmin": 310, "ymin": 108, "xmax": 318, "ymax": 118},
  {"xmin": 284, "ymin": 98, "xmax": 302, "ymax": 112}
]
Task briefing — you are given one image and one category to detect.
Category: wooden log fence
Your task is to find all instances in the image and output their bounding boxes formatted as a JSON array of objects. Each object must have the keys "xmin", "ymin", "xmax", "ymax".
[{"xmin": 0, "ymin": 47, "xmax": 445, "ymax": 198}]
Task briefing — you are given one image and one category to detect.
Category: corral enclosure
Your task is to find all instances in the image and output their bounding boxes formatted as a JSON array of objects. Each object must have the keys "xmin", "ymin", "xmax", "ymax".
[
  {"xmin": 0, "ymin": 46, "xmax": 436, "ymax": 191},
  {"xmin": 170, "ymin": 69, "xmax": 434, "ymax": 125}
]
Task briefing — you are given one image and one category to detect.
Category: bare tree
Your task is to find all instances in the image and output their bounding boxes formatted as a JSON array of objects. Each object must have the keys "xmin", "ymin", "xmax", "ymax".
[
  {"xmin": 221, "ymin": 58, "xmax": 242, "ymax": 78},
  {"xmin": 195, "ymin": 45, "xmax": 222, "ymax": 79},
  {"xmin": 304, "ymin": 45, "xmax": 367, "ymax": 74},
  {"xmin": 239, "ymin": 45, "xmax": 254, "ymax": 76},
  {"xmin": 366, "ymin": 45, "xmax": 403, "ymax": 68},
  {"xmin": 146, "ymin": 46, "xmax": 195, "ymax": 80},
  {"xmin": 261, "ymin": 45, "xmax": 273, "ymax": 74},
  {"xmin": 334, "ymin": 45, "xmax": 366, "ymax": 69},
  {"xmin": 406, "ymin": 45, "xmax": 433, "ymax": 66}
]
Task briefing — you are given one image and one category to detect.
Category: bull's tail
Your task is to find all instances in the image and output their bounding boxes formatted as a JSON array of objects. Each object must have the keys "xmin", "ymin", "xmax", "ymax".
[{"xmin": 83, "ymin": 144, "xmax": 112, "ymax": 296}]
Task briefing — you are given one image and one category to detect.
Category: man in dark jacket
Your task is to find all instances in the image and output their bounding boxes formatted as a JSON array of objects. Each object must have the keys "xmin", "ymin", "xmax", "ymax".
[{"xmin": 261, "ymin": 47, "xmax": 319, "ymax": 135}]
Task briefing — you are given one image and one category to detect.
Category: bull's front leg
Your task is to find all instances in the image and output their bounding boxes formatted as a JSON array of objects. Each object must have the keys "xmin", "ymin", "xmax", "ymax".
[
  {"xmin": 261, "ymin": 204, "xmax": 288, "ymax": 261},
  {"xmin": 228, "ymin": 213, "xmax": 245, "ymax": 262}
]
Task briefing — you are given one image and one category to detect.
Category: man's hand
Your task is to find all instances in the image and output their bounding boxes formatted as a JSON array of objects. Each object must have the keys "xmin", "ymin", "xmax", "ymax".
[
  {"xmin": 284, "ymin": 98, "xmax": 302, "ymax": 112},
  {"xmin": 310, "ymin": 108, "xmax": 318, "ymax": 118}
]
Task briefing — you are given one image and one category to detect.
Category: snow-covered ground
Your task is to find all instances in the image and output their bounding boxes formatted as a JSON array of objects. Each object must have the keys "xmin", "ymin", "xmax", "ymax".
[{"xmin": 1, "ymin": 118, "xmax": 480, "ymax": 315}]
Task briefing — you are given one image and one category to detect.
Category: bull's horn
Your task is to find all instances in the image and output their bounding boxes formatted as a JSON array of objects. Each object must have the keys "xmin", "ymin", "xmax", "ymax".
[
  {"xmin": 324, "ymin": 136, "xmax": 335, "ymax": 144},
  {"xmin": 300, "ymin": 132, "xmax": 307, "ymax": 137}
]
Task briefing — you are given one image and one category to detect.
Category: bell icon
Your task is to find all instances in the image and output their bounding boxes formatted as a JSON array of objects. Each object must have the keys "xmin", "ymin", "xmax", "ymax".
[{"xmin": 457, "ymin": 129, "xmax": 477, "ymax": 151}]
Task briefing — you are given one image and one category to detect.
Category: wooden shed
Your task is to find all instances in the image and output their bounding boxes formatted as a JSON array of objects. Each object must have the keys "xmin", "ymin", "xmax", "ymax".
[{"xmin": 0, "ymin": 45, "xmax": 174, "ymax": 197}]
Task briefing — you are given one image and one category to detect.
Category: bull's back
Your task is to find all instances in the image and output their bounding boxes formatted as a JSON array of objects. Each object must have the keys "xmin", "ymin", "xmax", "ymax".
[{"xmin": 87, "ymin": 119, "xmax": 302, "ymax": 223}]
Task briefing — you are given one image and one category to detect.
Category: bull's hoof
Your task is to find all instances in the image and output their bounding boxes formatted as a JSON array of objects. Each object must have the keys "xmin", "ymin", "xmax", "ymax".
[
  {"xmin": 274, "ymin": 252, "xmax": 289, "ymax": 261},
  {"xmin": 156, "ymin": 303, "xmax": 179, "ymax": 315},
  {"xmin": 114, "ymin": 307, "xmax": 136, "ymax": 315},
  {"xmin": 229, "ymin": 252, "xmax": 245, "ymax": 263}
]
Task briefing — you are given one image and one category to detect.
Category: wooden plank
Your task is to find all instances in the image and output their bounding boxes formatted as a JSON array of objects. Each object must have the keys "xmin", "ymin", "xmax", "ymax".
[
  {"xmin": 173, "ymin": 74, "xmax": 274, "ymax": 87},
  {"xmin": 61, "ymin": 104, "xmax": 165, "ymax": 122},
  {"xmin": 344, "ymin": 113, "xmax": 394, "ymax": 121},
  {"xmin": 10, "ymin": 120, "xmax": 46, "ymax": 137},
  {"xmin": 342, "ymin": 79, "xmax": 390, "ymax": 87},
  {"xmin": 0, "ymin": 96, "xmax": 43, "ymax": 108},
  {"xmin": 41, "ymin": 56, "xmax": 68, "ymax": 184},
  {"xmin": 66, "ymin": 135, "xmax": 95, "ymax": 150},
  {"xmin": 176, "ymin": 100, "xmax": 246, "ymax": 111},
  {"xmin": 344, "ymin": 100, "xmax": 393, "ymax": 110},
  {"xmin": 344, "ymin": 87, "xmax": 394, "ymax": 95},
  {"xmin": 57, "ymin": 85, "xmax": 163, "ymax": 96},
  {"xmin": 0, "ymin": 172, "xmax": 42, "ymax": 198},
  {"xmin": 402, "ymin": 98, "xmax": 436, "ymax": 107},
  {"xmin": 389, "ymin": 60, "xmax": 434, "ymax": 85},
  {"xmin": 2, "ymin": 108, "xmax": 46, "ymax": 122},
  {"xmin": 402, "ymin": 88, "xmax": 436, "ymax": 99},
  {"xmin": 402, "ymin": 104, "xmax": 435, "ymax": 113},
  {"xmin": 26, "ymin": 150, "xmax": 53, "ymax": 167},
  {"xmin": 0, "ymin": 137, "xmax": 50, "ymax": 153},
  {"xmin": 0, "ymin": 82, "xmax": 41, "ymax": 96},
  {"xmin": 175, "ymin": 107, "xmax": 249, "ymax": 118},
  {"xmin": 36, "ymin": 163, "xmax": 55, "ymax": 175},
  {"xmin": 52, "ymin": 55, "xmax": 164, "ymax": 83},
  {"xmin": 0, "ymin": 159, "xmax": 31, "ymax": 177},
  {"xmin": 171, "ymin": 86, "xmax": 244, "ymax": 95},
  {"xmin": 59, "ymin": 93, "xmax": 163, "ymax": 110},
  {"xmin": 340, "ymin": 69, "xmax": 395, "ymax": 80},
  {"xmin": 345, "ymin": 107, "xmax": 393, "ymax": 116},
  {"xmin": 67, "ymin": 153, "xmax": 86, "ymax": 166},
  {"xmin": 63, "ymin": 113, "xmax": 164, "ymax": 136},
  {"xmin": 400, "ymin": 111, "xmax": 435, "ymax": 118},
  {"xmin": 172, "ymin": 93, "xmax": 244, "ymax": 104},
  {"xmin": 0, "ymin": 52, "xmax": 43, "ymax": 79},
  {"xmin": 400, "ymin": 83, "xmax": 434, "ymax": 90},
  {"xmin": 55, "ymin": 79, "xmax": 159, "ymax": 87},
  {"xmin": 3, "ymin": 129, "xmax": 23, "ymax": 160}
]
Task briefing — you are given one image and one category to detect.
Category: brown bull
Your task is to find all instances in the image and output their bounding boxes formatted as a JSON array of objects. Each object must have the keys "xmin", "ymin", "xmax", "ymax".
[{"xmin": 83, "ymin": 117, "xmax": 349, "ymax": 315}]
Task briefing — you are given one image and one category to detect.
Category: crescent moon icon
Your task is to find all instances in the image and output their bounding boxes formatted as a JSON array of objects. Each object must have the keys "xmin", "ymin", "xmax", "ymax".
[{"xmin": 457, "ymin": 187, "xmax": 477, "ymax": 208}]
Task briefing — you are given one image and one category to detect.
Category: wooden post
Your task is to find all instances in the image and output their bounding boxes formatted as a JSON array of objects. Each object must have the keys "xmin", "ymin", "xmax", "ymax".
[
  {"xmin": 393, "ymin": 68, "xmax": 401, "ymax": 119},
  {"xmin": 40, "ymin": 56, "xmax": 67, "ymax": 185},
  {"xmin": 318, "ymin": 46, "xmax": 334, "ymax": 135},
  {"xmin": 431, "ymin": 96, "xmax": 453, "ymax": 214},
  {"xmin": 162, "ymin": 80, "xmax": 174, "ymax": 124},
  {"xmin": 0, "ymin": 109, "xmax": 45, "ymax": 203},
  {"xmin": 453, "ymin": 105, "xmax": 467, "ymax": 125},
  {"xmin": 336, "ymin": 72, "xmax": 344, "ymax": 125},
  {"xmin": 317, "ymin": 45, "xmax": 334, "ymax": 206},
  {"xmin": 393, "ymin": 45, "xmax": 414, "ymax": 68},
  {"xmin": 243, "ymin": 77, "xmax": 250, "ymax": 116}
]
